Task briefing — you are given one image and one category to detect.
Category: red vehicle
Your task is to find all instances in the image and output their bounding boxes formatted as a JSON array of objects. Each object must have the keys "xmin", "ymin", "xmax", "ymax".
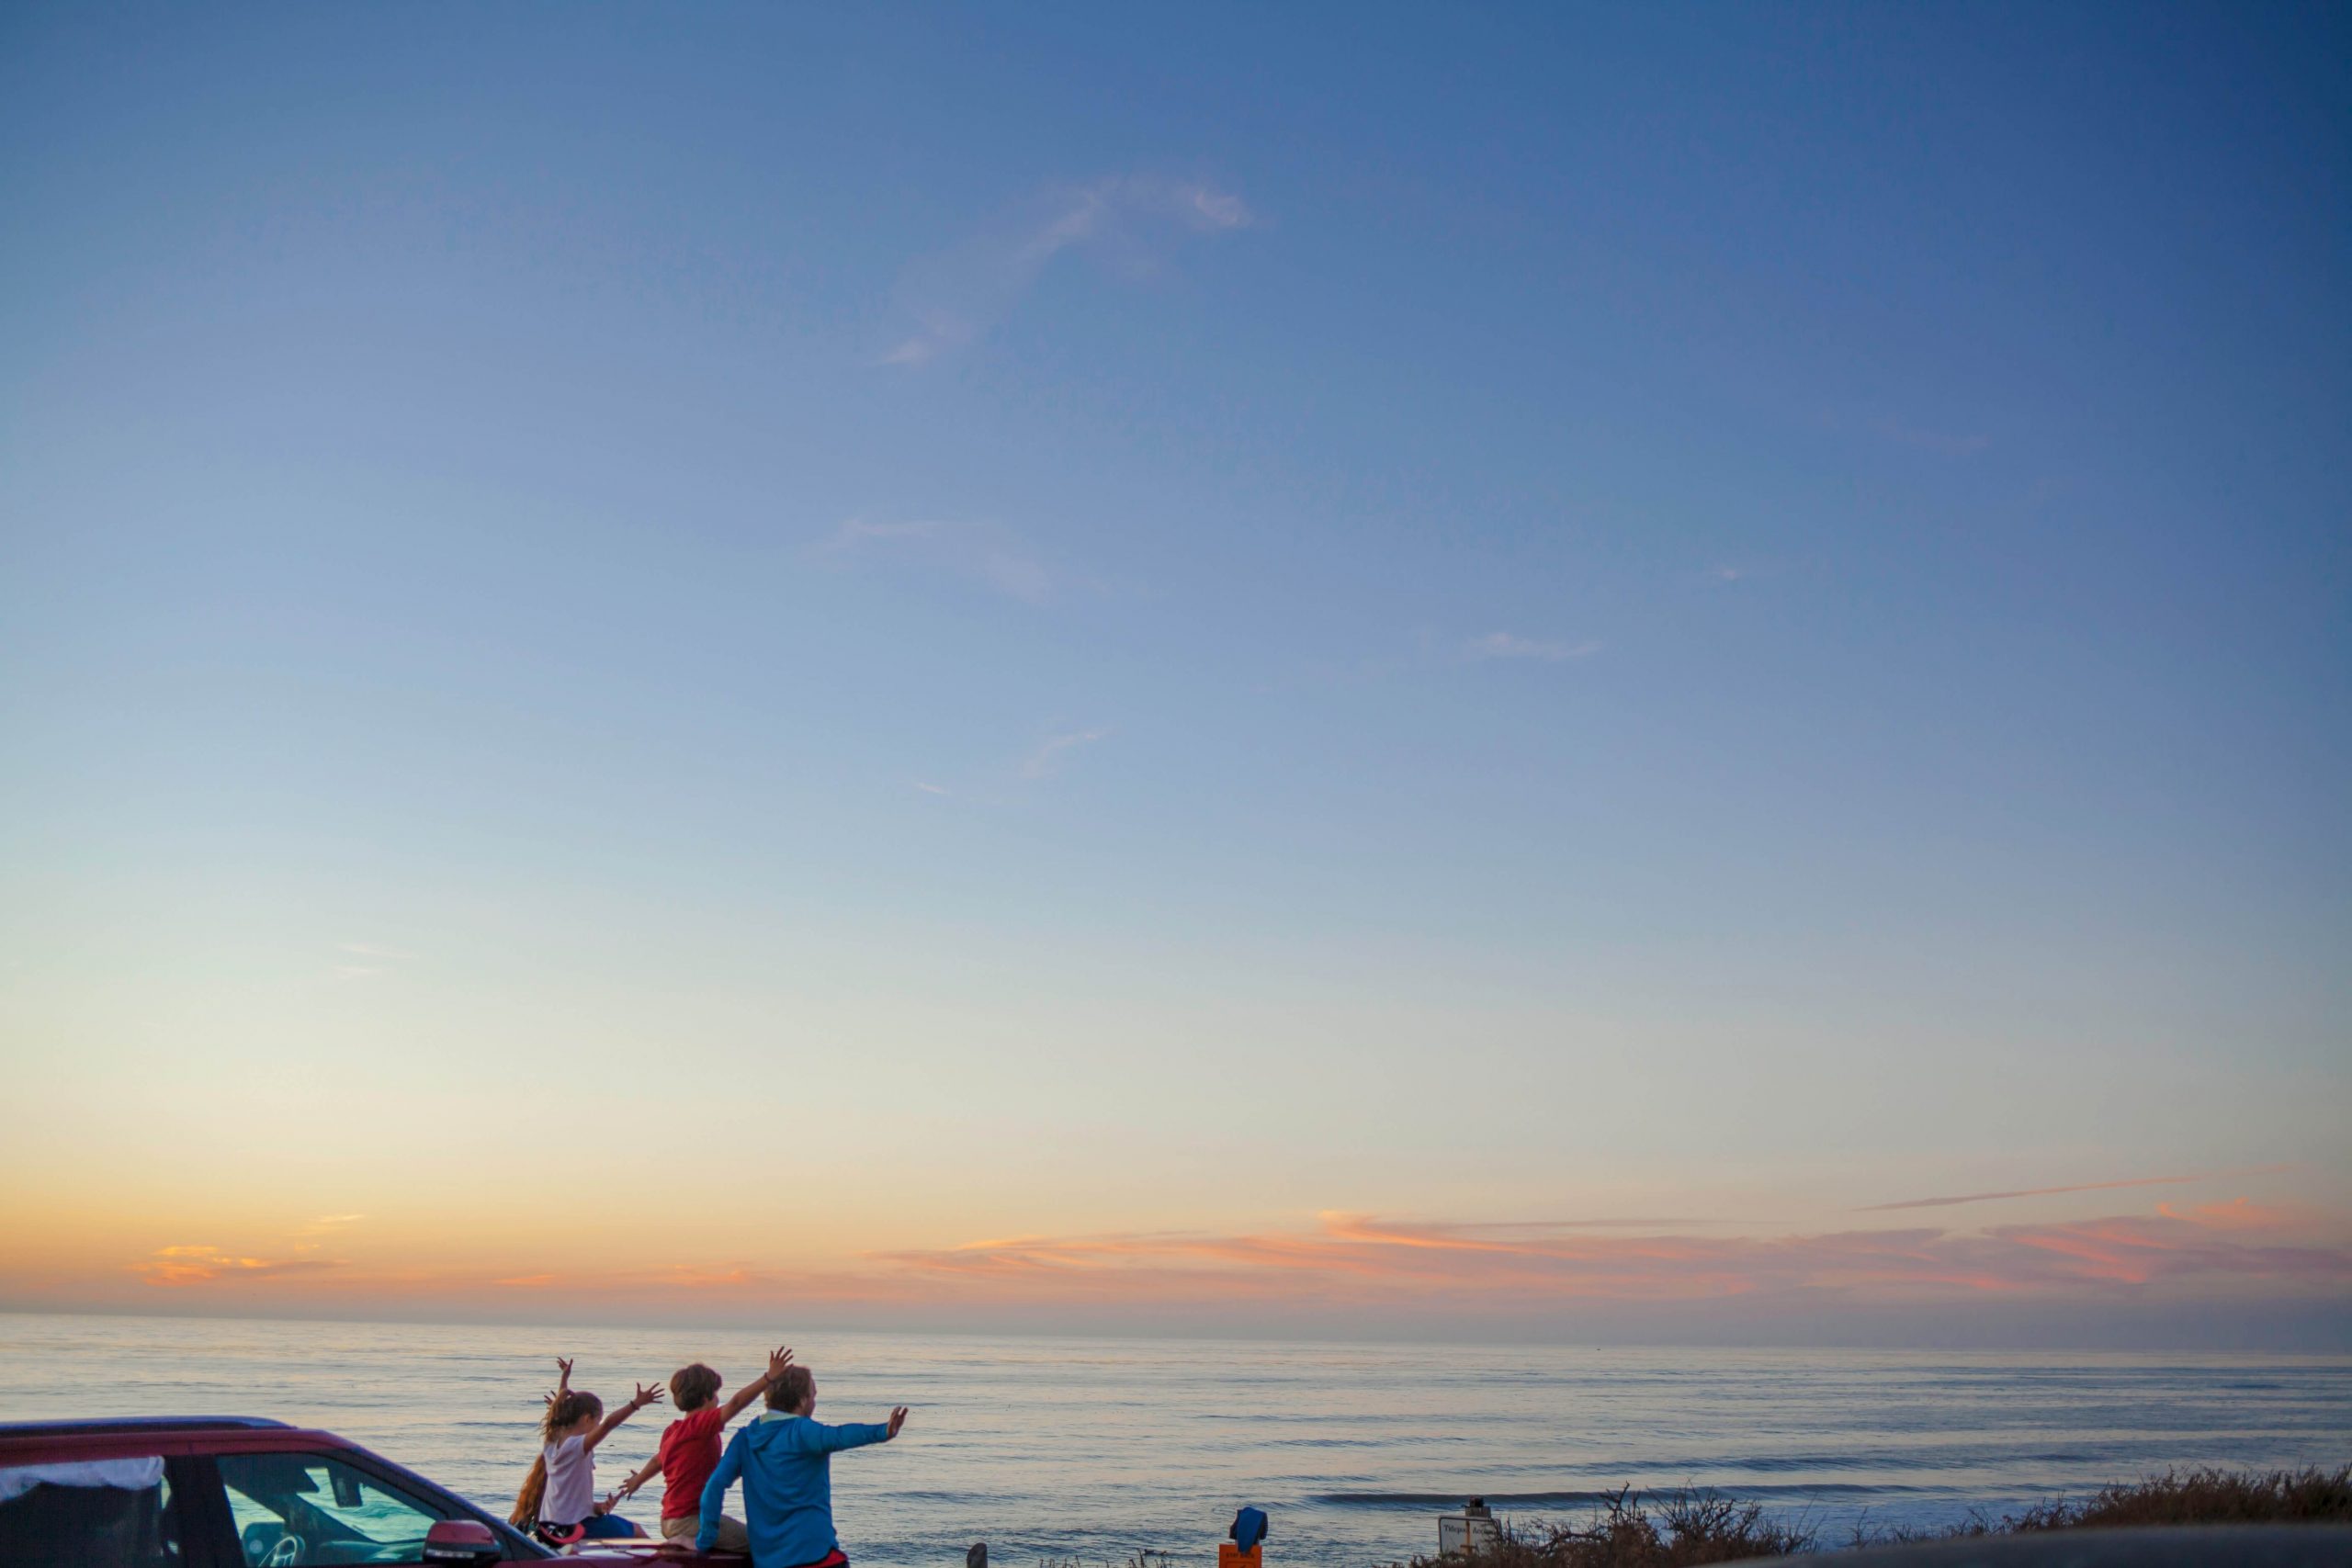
[{"xmin": 0, "ymin": 1416, "xmax": 729, "ymax": 1567}]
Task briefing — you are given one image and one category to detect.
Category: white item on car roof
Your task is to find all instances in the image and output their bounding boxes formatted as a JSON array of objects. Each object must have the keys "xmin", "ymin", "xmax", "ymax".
[{"xmin": 0, "ymin": 1456, "xmax": 165, "ymax": 1505}]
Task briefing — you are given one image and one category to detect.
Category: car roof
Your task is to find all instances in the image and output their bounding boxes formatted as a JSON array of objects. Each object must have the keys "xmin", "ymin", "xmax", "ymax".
[
  {"xmin": 0, "ymin": 1417, "xmax": 351, "ymax": 1466},
  {"xmin": 0, "ymin": 1416, "xmax": 291, "ymax": 1438}
]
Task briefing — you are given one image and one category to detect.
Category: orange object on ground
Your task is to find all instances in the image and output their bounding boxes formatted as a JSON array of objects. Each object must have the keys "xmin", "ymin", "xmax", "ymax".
[{"xmin": 1221, "ymin": 1547, "xmax": 1262, "ymax": 1568}]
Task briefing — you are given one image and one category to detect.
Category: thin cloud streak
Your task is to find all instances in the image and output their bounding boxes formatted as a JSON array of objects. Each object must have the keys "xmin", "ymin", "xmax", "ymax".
[
  {"xmin": 2158, "ymin": 1199, "xmax": 2301, "ymax": 1231},
  {"xmin": 1871, "ymin": 415, "xmax": 1990, "ymax": 456},
  {"xmin": 1263, "ymin": 627, "xmax": 1606, "ymax": 694},
  {"xmin": 1465, "ymin": 632, "xmax": 1601, "ymax": 663},
  {"xmin": 820, "ymin": 518, "xmax": 1058, "ymax": 605},
  {"xmin": 883, "ymin": 175, "xmax": 1251, "ymax": 366},
  {"xmin": 1817, "ymin": 408, "xmax": 1990, "ymax": 457},
  {"xmin": 1858, "ymin": 1167, "xmax": 2291, "ymax": 1212},
  {"xmin": 333, "ymin": 942, "xmax": 410, "ymax": 983},
  {"xmin": 295, "ymin": 1214, "xmax": 365, "ymax": 1236},
  {"xmin": 1022, "ymin": 728, "xmax": 1110, "ymax": 780},
  {"xmin": 1440, "ymin": 1218, "xmax": 1755, "ymax": 1232},
  {"xmin": 134, "ymin": 1245, "xmax": 345, "ymax": 1287}
]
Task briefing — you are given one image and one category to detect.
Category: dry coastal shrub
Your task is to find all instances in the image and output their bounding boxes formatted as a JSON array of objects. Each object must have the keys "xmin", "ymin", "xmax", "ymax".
[
  {"xmin": 1402, "ymin": 1489, "xmax": 1815, "ymax": 1568},
  {"xmin": 1398, "ymin": 1468, "xmax": 2352, "ymax": 1566}
]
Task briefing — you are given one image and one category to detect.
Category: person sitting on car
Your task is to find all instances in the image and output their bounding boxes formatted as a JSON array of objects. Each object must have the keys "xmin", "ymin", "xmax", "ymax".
[
  {"xmin": 695, "ymin": 1361, "xmax": 907, "ymax": 1567},
  {"xmin": 610, "ymin": 1343, "xmax": 794, "ymax": 1551},
  {"xmin": 510, "ymin": 1356, "xmax": 664, "ymax": 1544}
]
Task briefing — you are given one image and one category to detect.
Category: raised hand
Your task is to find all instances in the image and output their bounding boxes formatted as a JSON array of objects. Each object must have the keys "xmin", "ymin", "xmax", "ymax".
[
  {"xmin": 555, "ymin": 1357, "xmax": 574, "ymax": 1389},
  {"xmin": 632, "ymin": 1381, "xmax": 667, "ymax": 1411},
  {"xmin": 767, "ymin": 1345, "xmax": 795, "ymax": 1381},
  {"xmin": 886, "ymin": 1405, "xmax": 909, "ymax": 1439}
]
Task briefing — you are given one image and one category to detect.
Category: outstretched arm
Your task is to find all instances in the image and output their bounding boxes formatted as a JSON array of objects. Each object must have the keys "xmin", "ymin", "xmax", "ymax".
[
  {"xmin": 611, "ymin": 1453, "xmax": 662, "ymax": 1504},
  {"xmin": 542, "ymin": 1356, "xmax": 575, "ymax": 1409},
  {"xmin": 808, "ymin": 1407, "xmax": 908, "ymax": 1453},
  {"xmin": 718, "ymin": 1345, "xmax": 793, "ymax": 1423},
  {"xmin": 695, "ymin": 1430, "xmax": 749, "ymax": 1554},
  {"xmin": 583, "ymin": 1382, "xmax": 664, "ymax": 1452}
]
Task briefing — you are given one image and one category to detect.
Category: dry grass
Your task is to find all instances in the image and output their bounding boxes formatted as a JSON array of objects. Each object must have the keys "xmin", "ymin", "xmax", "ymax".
[
  {"xmin": 2025, "ymin": 1464, "xmax": 2351, "ymax": 1529},
  {"xmin": 1863, "ymin": 1465, "xmax": 2352, "ymax": 1542},
  {"xmin": 1397, "ymin": 1467, "xmax": 2352, "ymax": 1565}
]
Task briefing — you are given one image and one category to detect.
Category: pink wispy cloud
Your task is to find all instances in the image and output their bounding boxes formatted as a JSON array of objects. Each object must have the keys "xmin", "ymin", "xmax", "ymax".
[
  {"xmin": 870, "ymin": 1206, "xmax": 2352, "ymax": 1308},
  {"xmin": 134, "ymin": 1245, "xmax": 345, "ymax": 1287},
  {"xmin": 2157, "ymin": 1199, "xmax": 2303, "ymax": 1232}
]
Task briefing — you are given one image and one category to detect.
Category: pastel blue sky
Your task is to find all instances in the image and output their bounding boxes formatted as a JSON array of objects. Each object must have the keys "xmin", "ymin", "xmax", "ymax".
[{"xmin": 1, "ymin": 2, "xmax": 2346, "ymax": 1344}]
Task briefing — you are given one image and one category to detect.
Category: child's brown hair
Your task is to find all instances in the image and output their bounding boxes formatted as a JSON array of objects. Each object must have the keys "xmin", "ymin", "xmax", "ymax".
[
  {"xmin": 541, "ymin": 1390, "xmax": 602, "ymax": 1440},
  {"xmin": 671, "ymin": 1363, "xmax": 722, "ymax": 1412},
  {"xmin": 510, "ymin": 1457, "xmax": 545, "ymax": 1528}
]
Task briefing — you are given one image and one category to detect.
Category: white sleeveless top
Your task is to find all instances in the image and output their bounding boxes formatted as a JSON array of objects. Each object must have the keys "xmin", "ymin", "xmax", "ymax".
[{"xmin": 541, "ymin": 1435, "xmax": 594, "ymax": 1525}]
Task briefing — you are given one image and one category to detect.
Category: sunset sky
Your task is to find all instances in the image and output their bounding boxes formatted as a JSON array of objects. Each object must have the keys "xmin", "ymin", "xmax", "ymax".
[{"xmin": 3, "ymin": 4, "xmax": 2347, "ymax": 1348}]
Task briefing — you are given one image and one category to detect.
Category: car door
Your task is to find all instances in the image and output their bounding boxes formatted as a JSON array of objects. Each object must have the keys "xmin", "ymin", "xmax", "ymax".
[{"xmin": 182, "ymin": 1447, "xmax": 544, "ymax": 1567}]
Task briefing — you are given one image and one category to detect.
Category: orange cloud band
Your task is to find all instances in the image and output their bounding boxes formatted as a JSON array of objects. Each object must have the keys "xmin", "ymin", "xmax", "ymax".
[
  {"xmin": 56, "ymin": 1200, "xmax": 2349, "ymax": 1317},
  {"xmin": 869, "ymin": 1206, "xmax": 2352, "ymax": 1306}
]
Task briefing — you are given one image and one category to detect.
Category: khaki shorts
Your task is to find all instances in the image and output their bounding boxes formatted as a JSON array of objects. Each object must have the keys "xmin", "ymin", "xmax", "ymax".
[{"xmin": 662, "ymin": 1512, "xmax": 752, "ymax": 1552}]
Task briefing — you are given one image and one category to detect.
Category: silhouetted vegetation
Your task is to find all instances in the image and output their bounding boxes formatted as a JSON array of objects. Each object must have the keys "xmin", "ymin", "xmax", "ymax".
[
  {"xmin": 1396, "ymin": 1488, "xmax": 1812, "ymax": 1568},
  {"xmin": 1858, "ymin": 1465, "xmax": 2352, "ymax": 1542},
  {"xmin": 1394, "ymin": 1468, "xmax": 2351, "ymax": 1565}
]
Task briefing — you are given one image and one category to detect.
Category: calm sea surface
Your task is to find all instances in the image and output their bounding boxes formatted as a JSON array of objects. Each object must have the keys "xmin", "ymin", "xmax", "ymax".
[{"xmin": 1, "ymin": 1314, "xmax": 2345, "ymax": 1563}]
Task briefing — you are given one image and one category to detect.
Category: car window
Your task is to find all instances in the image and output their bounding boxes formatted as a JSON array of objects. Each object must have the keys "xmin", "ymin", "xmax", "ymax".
[
  {"xmin": 0, "ymin": 1458, "xmax": 181, "ymax": 1568},
  {"xmin": 216, "ymin": 1453, "xmax": 449, "ymax": 1567}
]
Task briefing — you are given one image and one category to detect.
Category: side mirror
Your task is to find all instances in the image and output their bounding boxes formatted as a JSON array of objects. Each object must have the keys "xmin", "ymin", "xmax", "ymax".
[{"xmin": 423, "ymin": 1519, "xmax": 503, "ymax": 1565}]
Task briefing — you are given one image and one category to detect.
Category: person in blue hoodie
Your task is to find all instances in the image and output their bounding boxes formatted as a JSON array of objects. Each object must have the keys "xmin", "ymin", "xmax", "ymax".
[{"xmin": 696, "ymin": 1360, "xmax": 908, "ymax": 1566}]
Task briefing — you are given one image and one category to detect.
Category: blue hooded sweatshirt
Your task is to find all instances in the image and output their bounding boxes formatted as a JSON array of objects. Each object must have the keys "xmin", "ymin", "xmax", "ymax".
[{"xmin": 697, "ymin": 1410, "xmax": 893, "ymax": 1564}]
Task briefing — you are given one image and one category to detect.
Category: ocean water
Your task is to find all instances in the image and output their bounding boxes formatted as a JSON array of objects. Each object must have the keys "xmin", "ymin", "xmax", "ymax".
[{"xmin": 0, "ymin": 1314, "xmax": 2345, "ymax": 1564}]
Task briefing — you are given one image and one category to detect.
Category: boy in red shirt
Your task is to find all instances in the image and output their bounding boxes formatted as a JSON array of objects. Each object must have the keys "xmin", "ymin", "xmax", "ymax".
[{"xmin": 614, "ymin": 1343, "xmax": 792, "ymax": 1551}]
